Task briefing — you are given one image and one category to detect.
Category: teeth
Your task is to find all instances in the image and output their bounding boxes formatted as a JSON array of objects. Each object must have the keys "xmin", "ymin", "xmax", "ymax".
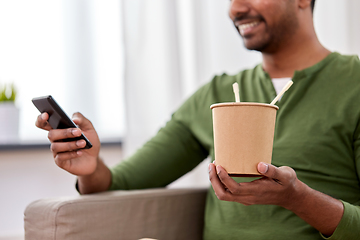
[{"xmin": 238, "ymin": 21, "xmax": 260, "ymax": 32}]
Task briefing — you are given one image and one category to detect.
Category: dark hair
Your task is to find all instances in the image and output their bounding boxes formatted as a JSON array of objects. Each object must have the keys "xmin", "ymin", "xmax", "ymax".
[{"xmin": 311, "ymin": 0, "xmax": 316, "ymax": 12}]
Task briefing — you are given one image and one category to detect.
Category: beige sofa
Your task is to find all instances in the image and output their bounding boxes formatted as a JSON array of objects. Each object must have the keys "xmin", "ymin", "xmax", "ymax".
[{"xmin": 24, "ymin": 188, "xmax": 207, "ymax": 240}]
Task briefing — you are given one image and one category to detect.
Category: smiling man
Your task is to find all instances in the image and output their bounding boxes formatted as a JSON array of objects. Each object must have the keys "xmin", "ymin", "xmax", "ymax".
[
  {"xmin": 207, "ymin": 0, "xmax": 359, "ymax": 239},
  {"xmin": 36, "ymin": 0, "xmax": 360, "ymax": 239}
]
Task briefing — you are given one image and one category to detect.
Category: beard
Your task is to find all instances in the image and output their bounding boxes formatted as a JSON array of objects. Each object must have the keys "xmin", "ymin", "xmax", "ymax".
[{"xmin": 236, "ymin": 7, "xmax": 300, "ymax": 53}]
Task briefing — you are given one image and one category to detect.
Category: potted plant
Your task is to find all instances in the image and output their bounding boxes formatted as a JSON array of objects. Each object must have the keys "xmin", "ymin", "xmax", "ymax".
[{"xmin": 0, "ymin": 83, "xmax": 19, "ymax": 143}]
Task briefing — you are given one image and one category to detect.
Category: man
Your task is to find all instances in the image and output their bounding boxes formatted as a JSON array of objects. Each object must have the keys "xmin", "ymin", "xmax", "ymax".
[{"xmin": 36, "ymin": 0, "xmax": 360, "ymax": 239}]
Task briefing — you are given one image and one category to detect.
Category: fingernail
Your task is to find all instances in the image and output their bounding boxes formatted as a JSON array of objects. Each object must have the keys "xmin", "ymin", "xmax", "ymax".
[
  {"xmin": 72, "ymin": 129, "xmax": 81, "ymax": 136},
  {"xmin": 208, "ymin": 163, "xmax": 212, "ymax": 172},
  {"xmin": 41, "ymin": 113, "xmax": 47, "ymax": 120},
  {"xmin": 76, "ymin": 140, "xmax": 85, "ymax": 147},
  {"xmin": 216, "ymin": 165, "xmax": 221, "ymax": 175},
  {"xmin": 258, "ymin": 162, "xmax": 269, "ymax": 174}
]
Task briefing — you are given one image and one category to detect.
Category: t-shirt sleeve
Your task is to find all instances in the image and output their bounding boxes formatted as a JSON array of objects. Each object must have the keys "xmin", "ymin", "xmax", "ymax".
[
  {"xmin": 108, "ymin": 85, "xmax": 211, "ymax": 190},
  {"xmin": 108, "ymin": 118, "xmax": 208, "ymax": 190},
  {"xmin": 320, "ymin": 201, "xmax": 360, "ymax": 240},
  {"xmin": 320, "ymin": 132, "xmax": 360, "ymax": 239}
]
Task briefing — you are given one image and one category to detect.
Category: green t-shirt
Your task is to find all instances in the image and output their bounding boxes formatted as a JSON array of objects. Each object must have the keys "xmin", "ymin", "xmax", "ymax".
[{"xmin": 109, "ymin": 52, "xmax": 360, "ymax": 240}]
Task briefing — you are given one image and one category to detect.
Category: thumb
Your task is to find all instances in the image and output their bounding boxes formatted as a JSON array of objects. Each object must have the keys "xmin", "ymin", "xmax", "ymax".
[
  {"xmin": 72, "ymin": 112, "xmax": 94, "ymax": 130},
  {"xmin": 257, "ymin": 162, "xmax": 279, "ymax": 180}
]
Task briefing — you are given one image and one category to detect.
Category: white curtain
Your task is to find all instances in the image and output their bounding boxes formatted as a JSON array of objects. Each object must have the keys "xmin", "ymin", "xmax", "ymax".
[
  {"xmin": 120, "ymin": 0, "xmax": 360, "ymax": 188},
  {"xmin": 0, "ymin": 0, "xmax": 125, "ymax": 143},
  {"xmin": 61, "ymin": 0, "xmax": 125, "ymax": 140},
  {"xmin": 314, "ymin": 0, "xmax": 360, "ymax": 56},
  {"xmin": 121, "ymin": 0, "xmax": 262, "ymax": 156},
  {"xmin": 120, "ymin": 0, "xmax": 261, "ymax": 187}
]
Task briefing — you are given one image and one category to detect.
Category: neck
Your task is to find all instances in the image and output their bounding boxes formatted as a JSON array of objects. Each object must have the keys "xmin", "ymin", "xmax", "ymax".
[{"xmin": 261, "ymin": 26, "xmax": 330, "ymax": 78}]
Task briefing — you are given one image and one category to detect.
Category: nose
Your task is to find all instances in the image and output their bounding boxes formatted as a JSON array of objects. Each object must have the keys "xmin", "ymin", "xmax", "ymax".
[{"xmin": 229, "ymin": 0, "xmax": 250, "ymax": 20}]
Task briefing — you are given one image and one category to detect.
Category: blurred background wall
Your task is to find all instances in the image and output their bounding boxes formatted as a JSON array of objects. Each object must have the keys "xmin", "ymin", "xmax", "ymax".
[{"xmin": 0, "ymin": 0, "xmax": 359, "ymax": 239}]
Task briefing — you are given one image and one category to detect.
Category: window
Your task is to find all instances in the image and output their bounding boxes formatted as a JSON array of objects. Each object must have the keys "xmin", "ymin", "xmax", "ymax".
[{"xmin": 0, "ymin": 0, "xmax": 125, "ymax": 143}]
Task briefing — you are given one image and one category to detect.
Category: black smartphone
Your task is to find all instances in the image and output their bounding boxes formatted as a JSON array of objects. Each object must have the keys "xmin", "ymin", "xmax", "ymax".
[{"xmin": 32, "ymin": 95, "xmax": 92, "ymax": 149}]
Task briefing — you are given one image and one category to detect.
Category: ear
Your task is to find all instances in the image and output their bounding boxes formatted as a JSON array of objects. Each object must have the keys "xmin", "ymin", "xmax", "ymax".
[{"xmin": 298, "ymin": 0, "xmax": 312, "ymax": 10}]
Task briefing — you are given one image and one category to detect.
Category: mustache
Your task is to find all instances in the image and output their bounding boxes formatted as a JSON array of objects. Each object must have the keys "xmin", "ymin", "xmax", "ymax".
[{"xmin": 233, "ymin": 15, "xmax": 264, "ymax": 23}]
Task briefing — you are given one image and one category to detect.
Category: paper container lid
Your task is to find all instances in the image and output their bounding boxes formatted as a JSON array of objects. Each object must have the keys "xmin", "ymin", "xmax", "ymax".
[{"xmin": 210, "ymin": 102, "xmax": 279, "ymax": 110}]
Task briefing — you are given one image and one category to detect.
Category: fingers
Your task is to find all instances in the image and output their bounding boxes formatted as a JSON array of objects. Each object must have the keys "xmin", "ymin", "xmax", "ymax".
[
  {"xmin": 48, "ymin": 128, "xmax": 82, "ymax": 142},
  {"xmin": 216, "ymin": 165, "xmax": 243, "ymax": 195},
  {"xmin": 35, "ymin": 112, "xmax": 52, "ymax": 131},
  {"xmin": 209, "ymin": 164, "xmax": 254, "ymax": 202},
  {"xmin": 51, "ymin": 140, "xmax": 86, "ymax": 167},
  {"xmin": 47, "ymin": 128, "xmax": 84, "ymax": 157},
  {"xmin": 55, "ymin": 150, "xmax": 82, "ymax": 162},
  {"xmin": 50, "ymin": 139, "xmax": 86, "ymax": 154},
  {"xmin": 54, "ymin": 150, "xmax": 83, "ymax": 169},
  {"xmin": 210, "ymin": 162, "xmax": 299, "ymax": 206},
  {"xmin": 208, "ymin": 163, "xmax": 232, "ymax": 200}
]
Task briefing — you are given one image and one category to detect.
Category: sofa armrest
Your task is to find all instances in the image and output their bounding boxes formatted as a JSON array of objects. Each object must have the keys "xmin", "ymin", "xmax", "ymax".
[{"xmin": 24, "ymin": 188, "xmax": 208, "ymax": 240}]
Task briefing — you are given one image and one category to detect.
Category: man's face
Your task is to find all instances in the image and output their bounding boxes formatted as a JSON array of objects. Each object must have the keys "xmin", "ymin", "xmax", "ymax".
[{"xmin": 229, "ymin": 0, "xmax": 300, "ymax": 53}]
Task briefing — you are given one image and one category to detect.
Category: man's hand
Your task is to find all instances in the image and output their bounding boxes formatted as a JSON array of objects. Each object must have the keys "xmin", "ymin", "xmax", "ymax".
[
  {"xmin": 208, "ymin": 162, "xmax": 303, "ymax": 208},
  {"xmin": 35, "ymin": 112, "xmax": 101, "ymax": 176},
  {"xmin": 208, "ymin": 162, "xmax": 344, "ymax": 236}
]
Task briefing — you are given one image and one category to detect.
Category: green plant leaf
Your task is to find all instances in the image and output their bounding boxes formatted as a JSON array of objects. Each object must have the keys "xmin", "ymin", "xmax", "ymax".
[
  {"xmin": 0, "ymin": 83, "xmax": 16, "ymax": 102},
  {"xmin": 9, "ymin": 84, "xmax": 16, "ymax": 101},
  {"xmin": 0, "ymin": 91, "xmax": 6, "ymax": 102}
]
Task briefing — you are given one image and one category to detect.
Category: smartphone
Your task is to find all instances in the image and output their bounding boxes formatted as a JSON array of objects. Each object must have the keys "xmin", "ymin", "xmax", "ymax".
[{"xmin": 32, "ymin": 95, "xmax": 92, "ymax": 149}]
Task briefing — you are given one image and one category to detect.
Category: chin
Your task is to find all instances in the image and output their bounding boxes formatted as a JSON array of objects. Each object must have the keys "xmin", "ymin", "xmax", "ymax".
[
  {"xmin": 243, "ymin": 42, "xmax": 266, "ymax": 52},
  {"xmin": 242, "ymin": 37, "xmax": 272, "ymax": 53}
]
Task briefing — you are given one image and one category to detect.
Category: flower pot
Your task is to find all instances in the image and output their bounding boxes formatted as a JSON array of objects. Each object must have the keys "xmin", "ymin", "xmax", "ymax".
[{"xmin": 0, "ymin": 102, "xmax": 19, "ymax": 143}]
